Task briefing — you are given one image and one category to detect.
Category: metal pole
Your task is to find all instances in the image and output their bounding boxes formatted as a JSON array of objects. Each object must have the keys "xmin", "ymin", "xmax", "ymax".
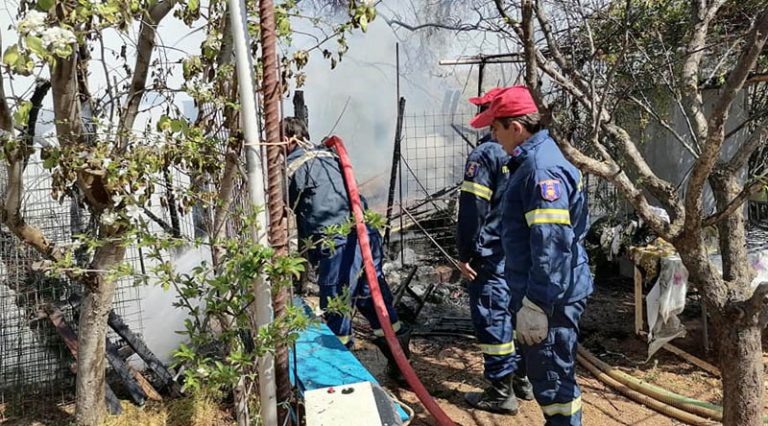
[
  {"xmin": 258, "ymin": 1, "xmax": 292, "ymax": 425},
  {"xmin": 396, "ymin": 43, "xmax": 405, "ymax": 267},
  {"xmin": 384, "ymin": 97, "xmax": 406, "ymax": 247},
  {"xmin": 477, "ymin": 61, "xmax": 485, "ymax": 99},
  {"xmin": 227, "ymin": 1, "xmax": 276, "ymax": 425}
]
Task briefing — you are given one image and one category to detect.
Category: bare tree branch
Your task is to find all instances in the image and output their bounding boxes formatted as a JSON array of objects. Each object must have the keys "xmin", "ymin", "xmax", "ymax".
[
  {"xmin": 142, "ymin": 207, "xmax": 176, "ymax": 234},
  {"xmin": 685, "ymin": 9, "xmax": 768, "ymax": 229},
  {"xmin": 703, "ymin": 176, "xmax": 767, "ymax": 227},
  {"xmin": 550, "ymin": 126, "xmax": 677, "ymax": 238},
  {"xmin": 521, "ymin": 1, "xmax": 542, "ymax": 104},
  {"xmin": 117, "ymin": 0, "xmax": 178, "ymax": 152},
  {"xmin": 628, "ymin": 94, "xmax": 700, "ymax": 158},
  {"xmin": 3, "ymin": 80, "xmax": 62, "ymax": 261},
  {"xmin": 1, "ymin": 156, "xmax": 63, "ymax": 261},
  {"xmin": 726, "ymin": 122, "xmax": 768, "ymax": 173},
  {"xmin": 680, "ymin": 0, "xmax": 727, "ymax": 146},
  {"xmin": 385, "ymin": 18, "xmax": 485, "ymax": 33}
]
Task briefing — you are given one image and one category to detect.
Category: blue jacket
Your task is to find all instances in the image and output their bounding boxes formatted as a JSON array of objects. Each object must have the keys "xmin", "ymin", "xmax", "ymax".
[
  {"xmin": 287, "ymin": 146, "xmax": 368, "ymax": 243},
  {"xmin": 456, "ymin": 137, "xmax": 512, "ymax": 262},
  {"xmin": 501, "ymin": 130, "xmax": 593, "ymax": 315}
]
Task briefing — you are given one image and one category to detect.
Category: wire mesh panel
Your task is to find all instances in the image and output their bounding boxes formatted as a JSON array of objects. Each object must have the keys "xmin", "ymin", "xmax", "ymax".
[
  {"xmin": 0, "ymin": 155, "xmax": 144, "ymax": 410},
  {"xmin": 401, "ymin": 112, "xmax": 477, "ymax": 202},
  {"xmin": 393, "ymin": 112, "xmax": 477, "ymax": 258}
]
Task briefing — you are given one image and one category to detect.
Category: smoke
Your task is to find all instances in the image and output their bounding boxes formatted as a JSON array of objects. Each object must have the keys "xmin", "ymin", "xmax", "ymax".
[{"xmin": 290, "ymin": 4, "xmax": 514, "ymax": 206}]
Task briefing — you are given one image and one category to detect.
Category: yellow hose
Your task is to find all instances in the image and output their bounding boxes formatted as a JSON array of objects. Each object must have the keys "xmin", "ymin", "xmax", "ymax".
[
  {"xmin": 576, "ymin": 350, "xmax": 717, "ymax": 425},
  {"xmin": 577, "ymin": 345, "xmax": 722, "ymax": 421}
]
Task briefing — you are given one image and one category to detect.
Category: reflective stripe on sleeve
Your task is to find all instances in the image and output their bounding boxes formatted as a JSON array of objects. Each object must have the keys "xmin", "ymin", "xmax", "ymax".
[
  {"xmin": 525, "ymin": 208, "xmax": 571, "ymax": 226},
  {"xmin": 461, "ymin": 181, "xmax": 493, "ymax": 200}
]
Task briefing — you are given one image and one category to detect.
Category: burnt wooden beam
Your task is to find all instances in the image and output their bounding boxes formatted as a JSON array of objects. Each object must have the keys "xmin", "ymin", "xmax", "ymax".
[
  {"xmin": 108, "ymin": 310, "xmax": 182, "ymax": 397},
  {"xmin": 106, "ymin": 338, "xmax": 147, "ymax": 406}
]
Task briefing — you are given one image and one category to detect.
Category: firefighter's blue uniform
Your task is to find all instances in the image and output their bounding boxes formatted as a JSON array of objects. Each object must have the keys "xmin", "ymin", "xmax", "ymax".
[
  {"xmin": 457, "ymin": 136, "xmax": 524, "ymax": 381},
  {"xmin": 288, "ymin": 146, "xmax": 402, "ymax": 345},
  {"xmin": 502, "ymin": 130, "xmax": 593, "ymax": 425}
]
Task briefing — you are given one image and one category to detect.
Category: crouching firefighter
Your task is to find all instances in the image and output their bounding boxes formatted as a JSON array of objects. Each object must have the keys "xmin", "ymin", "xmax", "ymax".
[
  {"xmin": 470, "ymin": 86, "xmax": 593, "ymax": 425},
  {"xmin": 457, "ymin": 88, "xmax": 534, "ymax": 414},
  {"xmin": 283, "ymin": 117, "xmax": 411, "ymax": 384}
]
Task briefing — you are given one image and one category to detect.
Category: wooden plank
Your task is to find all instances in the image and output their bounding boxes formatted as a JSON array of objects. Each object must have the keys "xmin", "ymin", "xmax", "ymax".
[
  {"xmin": 46, "ymin": 306, "xmax": 122, "ymax": 415},
  {"xmin": 661, "ymin": 343, "xmax": 720, "ymax": 377},
  {"xmin": 634, "ymin": 265, "xmax": 644, "ymax": 335},
  {"xmin": 130, "ymin": 367, "xmax": 163, "ymax": 401},
  {"xmin": 638, "ymin": 331, "xmax": 720, "ymax": 377}
]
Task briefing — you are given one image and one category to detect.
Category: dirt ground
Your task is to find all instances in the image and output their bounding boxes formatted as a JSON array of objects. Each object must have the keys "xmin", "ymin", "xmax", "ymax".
[{"xmin": 348, "ymin": 273, "xmax": 768, "ymax": 426}]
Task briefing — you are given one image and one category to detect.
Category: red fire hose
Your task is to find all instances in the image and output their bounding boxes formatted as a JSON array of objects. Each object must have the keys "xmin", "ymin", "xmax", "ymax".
[{"xmin": 324, "ymin": 136, "xmax": 456, "ymax": 426}]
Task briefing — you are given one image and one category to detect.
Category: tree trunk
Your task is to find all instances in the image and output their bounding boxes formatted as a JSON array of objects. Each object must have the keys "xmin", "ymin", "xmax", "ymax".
[
  {"xmin": 701, "ymin": 173, "xmax": 763, "ymax": 426},
  {"xmin": 75, "ymin": 241, "xmax": 126, "ymax": 425},
  {"xmin": 714, "ymin": 315, "xmax": 764, "ymax": 425}
]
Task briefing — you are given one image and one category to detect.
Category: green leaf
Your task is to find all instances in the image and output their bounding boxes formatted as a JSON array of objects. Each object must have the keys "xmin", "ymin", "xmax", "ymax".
[
  {"xmin": 37, "ymin": 0, "xmax": 55, "ymax": 10},
  {"xmin": 25, "ymin": 36, "xmax": 47, "ymax": 58},
  {"xmin": 157, "ymin": 115, "xmax": 172, "ymax": 132},
  {"xmin": 13, "ymin": 101, "xmax": 33, "ymax": 128},
  {"xmin": 359, "ymin": 15, "xmax": 368, "ymax": 33},
  {"xmin": 188, "ymin": 0, "xmax": 199, "ymax": 13},
  {"xmin": 2, "ymin": 45, "xmax": 20, "ymax": 66}
]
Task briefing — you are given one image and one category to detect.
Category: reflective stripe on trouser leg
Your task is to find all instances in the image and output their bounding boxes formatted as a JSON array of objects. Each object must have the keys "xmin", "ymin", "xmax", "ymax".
[
  {"xmin": 468, "ymin": 257, "xmax": 520, "ymax": 381},
  {"xmin": 373, "ymin": 321, "xmax": 402, "ymax": 336},
  {"xmin": 520, "ymin": 299, "xmax": 587, "ymax": 426}
]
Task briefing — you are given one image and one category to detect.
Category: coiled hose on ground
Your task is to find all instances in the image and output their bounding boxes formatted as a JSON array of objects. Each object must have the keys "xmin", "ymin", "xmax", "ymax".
[{"xmin": 576, "ymin": 345, "xmax": 720, "ymax": 424}]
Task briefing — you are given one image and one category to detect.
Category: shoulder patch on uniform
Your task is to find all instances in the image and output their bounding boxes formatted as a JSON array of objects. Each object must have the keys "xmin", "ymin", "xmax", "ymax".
[
  {"xmin": 539, "ymin": 179, "xmax": 562, "ymax": 201},
  {"xmin": 465, "ymin": 161, "xmax": 480, "ymax": 178}
]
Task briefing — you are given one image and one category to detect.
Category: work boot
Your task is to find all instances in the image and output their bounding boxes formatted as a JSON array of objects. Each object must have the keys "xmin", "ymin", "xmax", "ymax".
[
  {"xmin": 512, "ymin": 374, "xmax": 535, "ymax": 401},
  {"xmin": 373, "ymin": 327, "xmax": 412, "ymax": 386},
  {"xmin": 464, "ymin": 374, "xmax": 519, "ymax": 415}
]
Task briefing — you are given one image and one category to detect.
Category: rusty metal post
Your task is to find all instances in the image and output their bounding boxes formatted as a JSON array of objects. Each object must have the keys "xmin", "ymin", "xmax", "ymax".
[{"xmin": 258, "ymin": 0, "xmax": 291, "ymax": 425}]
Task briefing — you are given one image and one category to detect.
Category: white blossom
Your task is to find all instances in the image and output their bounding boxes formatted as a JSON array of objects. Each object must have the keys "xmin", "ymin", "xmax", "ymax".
[
  {"xmin": 18, "ymin": 10, "xmax": 47, "ymax": 36},
  {"xmin": 101, "ymin": 212, "xmax": 118, "ymax": 226},
  {"xmin": 125, "ymin": 204, "xmax": 142, "ymax": 220},
  {"xmin": 41, "ymin": 27, "xmax": 76, "ymax": 56}
]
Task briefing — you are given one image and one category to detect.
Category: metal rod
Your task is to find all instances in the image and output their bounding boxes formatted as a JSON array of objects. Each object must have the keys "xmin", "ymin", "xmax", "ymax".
[
  {"xmin": 402, "ymin": 207, "xmax": 460, "ymax": 271},
  {"xmin": 478, "ymin": 62, "xmax": 485, "ymax": 98},
  {"xmin": 401, "ymin": 157, "xmax": 443, "ymax": 211},
  {"xmin": 439, "ymin": 54, "xmax": 526, "ymax": 66},
  {"xmin": 258, "ymin": 0, "xmax": 292, "ymax": 423},
  {"xmin": 227, "ymin": 0, "xmax": 277, "ymax": 424},
  {"xmin": 385, "ymin": 97, "xmax": 406, "ymax": 247},
  {"xmin": 393, "ymin": 265, "xmax": 419, "ymax": 306},
  {"xmin": 397, "ymin": 43, "xmax": 404, "ymax": 267},
  {"xmin": 451, "ymin": 124, "xmax": 476, "ymax": 149}
]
